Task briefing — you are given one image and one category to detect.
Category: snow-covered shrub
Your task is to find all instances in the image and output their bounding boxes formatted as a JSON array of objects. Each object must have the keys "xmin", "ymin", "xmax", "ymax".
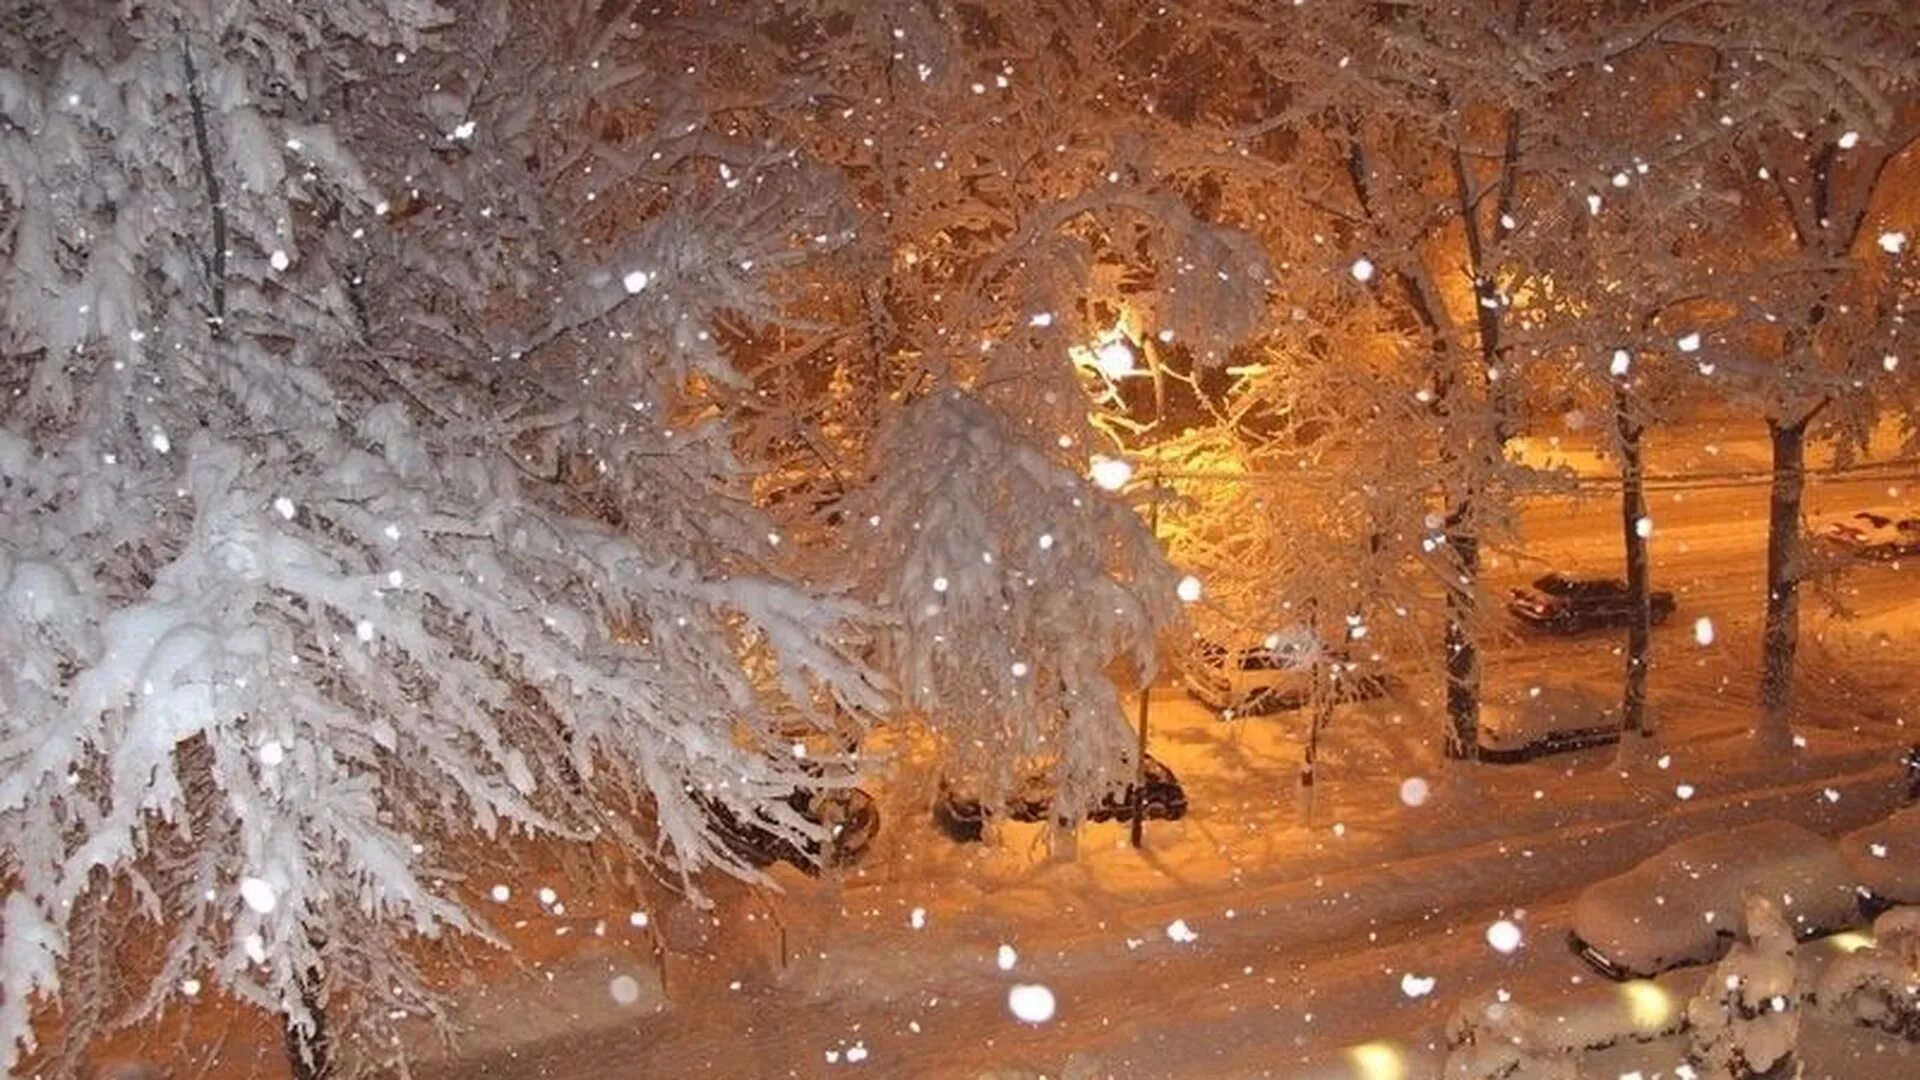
[
  {"xmin": 0, "ymin": 2, "xmax": 884, "ymax": 1074},
  {"xmin": 1686, "ymin": 894, "xmax": 1804, "ymax": 1078},
  {"xmin": 1444, "ymin": 996, "xmax": 1577, "ymax": 1080},
  {"xmin": 1817, "ymin": 907, "xmax": 1920, "ymax": 1040}
]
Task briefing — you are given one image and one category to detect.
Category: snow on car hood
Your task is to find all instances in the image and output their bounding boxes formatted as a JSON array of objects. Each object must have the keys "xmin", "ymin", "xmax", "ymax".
[{"xmin": 1572, "ymin": 821, "xmax": 1859, "ymax": 976}]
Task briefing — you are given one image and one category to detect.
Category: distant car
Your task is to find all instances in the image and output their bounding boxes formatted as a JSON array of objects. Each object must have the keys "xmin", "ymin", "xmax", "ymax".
[
  {"xmin": 1570, "ymin": 821, "xmax": 1861, "ymax": 980},
  {"xmin": 1478, "ymin": 683, "xmax": 1624, "ymax": 762},
  {"xmin": 1814, "ymin": 507, "xmax": 1920, "ymax": 560},
  {"xmin": 934, "ymin": 754, "xmax": 1188, "ymax": 842},
  {"xmin": 1182, "ymin": 628, "xmax": 1392, "ymax": 715},
  {"xmin": 700, "ymin": 784, "xmax": 879, "ymax": 874},
  {"xmin": 1507, "ymin": 573, "xmax": 1676, "ymax": 633}
]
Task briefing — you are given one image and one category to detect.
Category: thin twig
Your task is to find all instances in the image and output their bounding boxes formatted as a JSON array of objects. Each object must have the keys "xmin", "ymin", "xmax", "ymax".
[{"xmin": 180, "ymin": 30, "xmax": 227, "ymax": 332}]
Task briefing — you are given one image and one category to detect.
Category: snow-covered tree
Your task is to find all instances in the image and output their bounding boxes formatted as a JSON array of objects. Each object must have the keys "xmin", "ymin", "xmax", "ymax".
[
  {"xmin": 1, "ymin": 3, "xmax": 886, "ymax": 1075},
  {"xmin": 1518, "ymin": 52, "xmax": 1742, "ymax": 746},
  {"xmin": 706, "ymin": 3, "xmax": 1268, "ymax": 800},
  {"xmin": 1668, "ymin": 0, "xmax": 1920, "ymax": 751},
  {"xmin": 1205, "ymin": 0, "xmax": 1621, "ymax": 759},
  {"xmin": 849, "ymin": 389, "xmax": 1180, "ymax": 822}
]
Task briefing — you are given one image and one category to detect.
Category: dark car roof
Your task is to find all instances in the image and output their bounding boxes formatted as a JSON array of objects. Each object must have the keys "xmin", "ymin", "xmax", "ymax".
[{"xmin": 1535, "ymin": 573, "xmax": 1627, "ymax": 595}]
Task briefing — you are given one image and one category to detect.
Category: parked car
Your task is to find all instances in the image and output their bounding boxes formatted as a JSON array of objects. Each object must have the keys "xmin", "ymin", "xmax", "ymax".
[
  {"xmin": 699, "ymin": 783, "xmax": 879, "ymax": 874},
  {"xmin": 934, "ymin": 753, "xmax": 1188, "ymax": 842},
  {"xmin": 1814, "ymin": 507, "xmax": 1920, "ymax": 560},
  {"xmin": 1839, "ymin": 804, "xmax": 1920, "ymax": 911},
  {"xmin": 1507, "ymin": 573, "xmax": 1676, "ymax": 633},
  {"xmin": 1570, "ymin": 821, "xmax": 1861, "ymax": 980},
  {"xmin": 1478, "ymin": 683, "xmax": 1623, "ymax": 762},
  {"xmin": 1182, "ymin": 628, "xmax": 1392, "ymax": 715}
]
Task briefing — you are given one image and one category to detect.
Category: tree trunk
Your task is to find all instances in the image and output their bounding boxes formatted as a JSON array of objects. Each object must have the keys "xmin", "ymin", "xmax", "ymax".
[
  {"xmin": 1757, "ymin": 419, "xmax": 1806, "ymax": 752},
  {"xmin": 282, "ymin": 963, "xmax": 333, "ymax": 1080},
  {"xmin": 1442, "ymin": 493, "xmax": 1481, "ymax": 760},
  {"xmin": 1616, "ymin": 386, "xmax": 1653, "ymax": 738}
]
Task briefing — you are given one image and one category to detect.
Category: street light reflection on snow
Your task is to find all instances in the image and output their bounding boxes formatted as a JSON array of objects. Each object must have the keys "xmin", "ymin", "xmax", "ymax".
[
  {"xmin": 1345, "ymin": 1041, "xmax": 1406, "ymax": 1080},
  {"xmin": 1089, "ymin": 456, "xmax": 1133, "ymax": 491},
  {"xmin": 1826, "ymin": 931, "xmax": 1876, "ymax": 954},
  {"xmin": 1621, "ymin": 979, "xmax": 1674, "ymax": 1031}
]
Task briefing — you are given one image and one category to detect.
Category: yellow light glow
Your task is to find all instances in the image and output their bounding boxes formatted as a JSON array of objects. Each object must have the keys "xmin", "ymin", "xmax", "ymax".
[
  {"xmin": 1346, "ymin": 1041, "xmax": 1406, "ymax": 1080},
  {"xmin": 1621, "ymin": 980, "xmax": 1674, "ymax": 1031},
  {"xmin": 1827, "ymin": 931, "xmax": 1876, "ymax": 954}
]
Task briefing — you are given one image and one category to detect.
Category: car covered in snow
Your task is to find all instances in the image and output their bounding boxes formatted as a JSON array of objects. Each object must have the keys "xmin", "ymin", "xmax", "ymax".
[
  {"xmin": 1839, "ymin": 804, "xmax": 1920, "ymax": 910},
  {"xmin": 1570, "ymin": 821, "xmax": 1861, "ymax": 979},
  {"xmin": 933, "ymin": 753, "xmax": 1187, "ymax": 842},
  {"xmin": 1814, "ymin": 507, "xmax": 1920, "ymax": 560},
  {"xmin": 700, "ymin": 784, "xmax": 879, "ymax": 874},
  {"xmin": 1477, "ymin": 683, "xmax": 1625, "ymax": 762},
  {"xmin": 1507, "ymin": 573, "xmax": 1676, "ymax": 634},
  {"xmin": 1181, "ymin": 628, "xmax": 1392, "ymax": 715}
]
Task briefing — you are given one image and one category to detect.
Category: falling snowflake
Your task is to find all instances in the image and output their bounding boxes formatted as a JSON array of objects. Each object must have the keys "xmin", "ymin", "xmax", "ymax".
[
  {"xmin": 537, "ymin": 886, "xmax": 558, "ymax": 906},
  {"xmin": 996, "ymin": 943, "xmax": 1018, "ymax": 971},
  {"xmin": 1677, "ymin": 332, "xmax": 1702, "ymax": 352},
  {"xmin": 1089, "ymin": 457, "xmax": 1133, "ymax": 491},
  {"xmin": 1880, "ymin": 232, "xmax": 1908, "ymax": 255},
  {"xmin": 270, "ymin": 249, "xmax": 290, "ymax": 272},
  {"xmin": 1176, "ymin": 575, "xmax": 1203, "ymax": 603},
  {"xmin": 1166, "ymin": 918, "xmax": 1199, "ymax": 943},
  {"xmin": 257, "ymin": 741, "xmax": 285, "ymax": 767},
  {"xmin": 1400, "ymin": 972, "xmax": 1436, "ymax": 998},
  {"xmin": 1350, "ymin": 257, "xmax": 1376, "ymax": 283},
  {"xmin": 451, "ymin": 119, "xmax": 477, "ymax": 141},
  {"xmin": 909, "ymin": 907, "xmax": 927, "ymax": 930},
  {"xmin": 1007, "ymin": 983, "xmax": 1057, "ymax": 1023},
  {"xmin": 239, "ymin": 877, "xmax": 278, "ymax": 915},
  {"xmin": 1398, "ymin": 777, "xmax": 1430, "ymax": 808},
  {"xmin": 1610, "ymin": 349, "xmax": 1631, "ymax": 377},
  {"xmin": 1693, "ymin": 617, "xmax": 1715, "ymax": 646},
  {"xmin": 1486, "ymin": 920, "xmax": 1523, "ymax": 954},
  {"xmin": 622, "ymin": 269, "xmax": 651, "ymax": 294},
  {"xmin": 609, "ymin": 975, "xmax": 642, "ymax": 1006},
  {"xmin": 274, "ymin": 497, "xmax": 296, "ymax": 520},
  {"xmin": 1676, "ymin": 784, "xmax": 1696, "ymax": 800},
  {"xmin": 491, "ymin": 885, "xmax": 511, "ymax": 902}
]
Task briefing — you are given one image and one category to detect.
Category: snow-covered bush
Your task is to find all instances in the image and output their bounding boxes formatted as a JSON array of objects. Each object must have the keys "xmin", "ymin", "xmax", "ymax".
[
  {"xmin": 1687, "ymin": 894, "xmax": 1804, "ymax": 1079},
  {"xmin": 1, "ymin": 2, "xmax": 884, "ymax": 1074},
  {"xmin": 1817, "ymin": 907, "xmax": 1920, "ymax": 1040},
  {"xmin": 1444, "ymin": 996, "xmax": 1577, "ymax": 1080}
]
